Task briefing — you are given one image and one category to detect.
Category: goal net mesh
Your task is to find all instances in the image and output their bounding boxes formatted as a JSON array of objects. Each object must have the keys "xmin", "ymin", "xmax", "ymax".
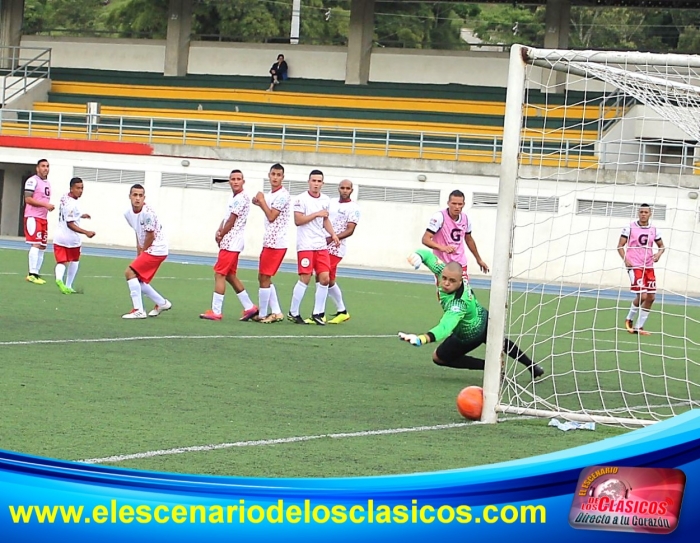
[{"xmin": 498, "ymin": 49, "xmax": 700, "ymax": 426}]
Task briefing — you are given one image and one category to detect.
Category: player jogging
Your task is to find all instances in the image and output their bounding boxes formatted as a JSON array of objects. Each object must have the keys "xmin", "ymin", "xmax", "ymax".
[
  {"xmin": 422, "ymin": 190, "xmax": 489, "ymax": 280},
  {"xmin": 23, "ymin": 158, "xmax": 54, "ymax": 284},
  {"xmin": 251, "ymin": 163, "xmax": 290, "ymax": 323},
  {"xmin": 122, "ymin": 184, "xmax": 172, "ymax": 319},
  {"xmin": 324, "ymin": 179, "xmax": 360, "ymax": 324},
  {"xmin": 200, "ymin": 170, "xmax": 258, "ymax": 321},
  {"xmin": 617, "ymin": 203, "xmax": 665, "ymax": 335},
  {"xmin": 398, "ymin": 249, "xmax": 544, "ymax": 378},
  {"xmin": 54, "ymin": 177, "xmax": 95, "ymax": 294},
  {"xmin": 288, "ymin": 169, "xmax": 340, "ymax": 325}
]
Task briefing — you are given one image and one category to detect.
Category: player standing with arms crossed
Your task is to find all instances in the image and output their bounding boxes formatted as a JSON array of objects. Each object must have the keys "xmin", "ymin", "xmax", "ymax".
[
  {"xmin": 288, "ymin": 169, "xmax": 340, "ymax": 325},
  {"xmin": 54, "ymin": 177, "xmax": 95, "ymax": 294},
  {"xmin": 122, "ymin": 184, "xmax": 172, "ymax": 319},
  {"xmin": 422, "ymin": 190, "xmax": 489, "ymax": 280},
  {"xmin": 617, "ymin": 204, "xmax": 665, "ymax": 335},
  {"xmin": 200, "ymin": 170, "xmax": 258, "ymax": 321},
  {"xmin": 324, "ymin": 179, "xmax": 360, "ymax": 324},
  {"xmin": 23, "ymin": 159, "xmax": 54, "ymax": 284}
]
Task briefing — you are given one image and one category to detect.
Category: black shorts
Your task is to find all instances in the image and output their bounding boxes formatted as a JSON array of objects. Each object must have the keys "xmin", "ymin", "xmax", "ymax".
[{"xmin": 435, "ymin": 332, "xmax": 486, "ymax": 364}]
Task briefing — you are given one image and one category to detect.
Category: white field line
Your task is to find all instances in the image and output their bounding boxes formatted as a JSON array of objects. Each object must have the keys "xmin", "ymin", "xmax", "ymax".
[
  {"xmin": 79, "ymin": 422, "xmax": 479, "ymax": 464},
  {"xmin": 0, "ymin": 334, "xmax": 396, "ymax": 347}
]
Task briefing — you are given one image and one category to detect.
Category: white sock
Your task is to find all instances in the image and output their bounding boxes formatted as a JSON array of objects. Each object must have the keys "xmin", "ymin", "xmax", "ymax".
[
  {"xmin": 626, "ymin": 303, "xmax": 639, "ymax": 322},
  {"xmin": 328, "ymin": 283, "xmax": 346, "ymax": 312},
  {"xmin": 66, "ymin": 261, "xmax": 80, "ymax": 288},
  {"xmin": 269, "ymin": 284, "xmax": 282, "ymax": 314},
  {"xmin": 36, "ymin": 249, "xmax": 45, "ymax": 274},
  {"xmin": 237, "ymin": 290, "xmax": 255, "ymax": 311},
  {"xmin": 28, "ymin": 247, "xmax": 40, "ymax": 274},
  {"xmin": 140, "ymin": 281, "xmax": 166, "ymax": 306},
  {"xmin": 127, "ymin": 278, "xmax": 144, "ymax": 312},
  {"xmin": 259, "ymin": 287, "xmax": 271, "ymax": 317},
  {"xmin": 212, "ymin": 292, "xmax": 224, "ymax": 315},
  {"xmin": 637, "ymin": 309, "xmax": 650, "ymax": 329},
  {"xmin": 313, "ymin": 284, "xmax": 329, "ymax": 315},
  {"xmin": 55, "ymin": 263, "xmax": 66, "ymax": 282},
  {"xmin": 290, "ymin": 280, "xmax": 307, "ymax": 316}
]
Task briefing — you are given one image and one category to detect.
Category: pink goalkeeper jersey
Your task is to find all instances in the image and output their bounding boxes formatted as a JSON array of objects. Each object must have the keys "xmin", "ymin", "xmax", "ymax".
[
  {"xmin": 427, "ymin": 208, "xmax": 472, "ymax": 267},
  {"xmin": 621, "ymin": 221, "xmax": 662, "ymax": 269},
  {"xmin": 24, "ymin": 174, "xmax": 51, "ymax": 219}
]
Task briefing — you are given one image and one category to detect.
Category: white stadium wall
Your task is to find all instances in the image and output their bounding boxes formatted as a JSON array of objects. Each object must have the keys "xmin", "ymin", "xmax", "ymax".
[{"xmin": 1, "ymin": 147, "xmax": 698, "ymax": 293}]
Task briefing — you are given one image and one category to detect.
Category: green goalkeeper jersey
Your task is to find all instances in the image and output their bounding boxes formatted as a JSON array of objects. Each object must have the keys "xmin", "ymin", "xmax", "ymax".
[{"xmin": 415, "ymin": 249, "xmax": 488, "ymax": 343}]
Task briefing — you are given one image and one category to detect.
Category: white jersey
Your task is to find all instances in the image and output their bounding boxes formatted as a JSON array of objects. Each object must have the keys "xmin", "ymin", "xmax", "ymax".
[
  {"xmin": 219, "ymin": 190, "xmax": 250, "ymax": 252},
  {"xmin": 294, "ymin": 191, "xmax": 331, "ymax": 251},
  {"xmin": 124, "ymin": 203, "xmax": 168, "ymax": 256},
  {"xmin": 328, "ymin": 199, "xmax": 360, "ymax": 258},
  {"xmin": 54, "ymin": 193, "xmax": 83, "ymax": 248},
  {"xmin": 262, "ymin": 186, "xmax": 291, "ymax": 249}
]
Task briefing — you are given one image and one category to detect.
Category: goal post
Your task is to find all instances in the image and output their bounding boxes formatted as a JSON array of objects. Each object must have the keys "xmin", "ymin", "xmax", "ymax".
[{"xmin": 482, "ymin": 45, "xmax": 700, "ymax": 426}]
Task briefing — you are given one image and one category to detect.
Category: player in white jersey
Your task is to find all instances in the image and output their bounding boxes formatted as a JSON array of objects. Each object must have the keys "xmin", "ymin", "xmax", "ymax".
[
  {"xmin": 122, "ymin": 184, "xmax": 172, "ymax": 319},
  {"xmin": 251, "ymin": 163, "xmax": 290, "ymax": 323},
  {"xmin": 53, "ymin": 177, "xmax": 95, "ymax": 294},
  {"xmin": 200, "ymin": 169, "xmax": 258, "ymax": 321},
  {"xmin": 324, "ymin": 179, "xmax": 360, "ymax": 324},
  {"xmin": 288, "ymin": 169, "xmax": 340, "ymax": 325}
]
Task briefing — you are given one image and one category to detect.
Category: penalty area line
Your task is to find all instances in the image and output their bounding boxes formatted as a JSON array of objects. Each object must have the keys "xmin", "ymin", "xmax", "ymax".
[
  {"xmin": 79, "ymin": 422, "xmax": 479, "ymax": 464},
  {"xmin": 0, "ymin": 334, "xmax": 396, "ymax": 346}
]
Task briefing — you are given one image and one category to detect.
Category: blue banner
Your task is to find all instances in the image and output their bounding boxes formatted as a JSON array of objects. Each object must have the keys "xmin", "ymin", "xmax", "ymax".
[{"xmin": 2, "ymin": 411, "xmax": 699, "ymax": 541}]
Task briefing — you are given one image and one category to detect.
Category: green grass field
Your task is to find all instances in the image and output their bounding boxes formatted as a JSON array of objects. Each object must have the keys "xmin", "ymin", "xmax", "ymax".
[{"xmin": 4, "ymin": 246, "xmax": 697, "ymax": 478}]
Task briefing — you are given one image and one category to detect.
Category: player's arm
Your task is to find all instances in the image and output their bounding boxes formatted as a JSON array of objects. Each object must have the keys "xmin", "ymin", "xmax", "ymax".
[
  {"xmin": 653, "ymin": 237, "xmax": 665, "ymax": 262},
  {"xmin": 294, "ymin": 210, "xmax": 327, "ymax": 226},
  {"xmin": 408, "ymin": 248, "xmax": 445, "ymax": 277},
  {"xmin": 254, "ymin": 192, "xmax": 282, "ymax": 223},
  {"xmin": 67, "ymin": 221, "xmax": 95, "ymax": 238},
  {"xmin": 24, "ymin": 187, "xmax": 54, "ymax": 211},
  {"xmin": 421, "ymin": 230, "xmax": 454, "ymax": 254},
  {"xmin": 216, "ymin": 213, "xmax": 238, "ymax": 244},
  {"xmin": 327, "ymin": 222, "xmax": 356, "ymax": 244},
  {"xmin": 399, "ymin": 300, "xmax": 466, "ymax": 346},
  {"xmin": 323, "ymin": 216, "xmax": 340, "ymax": 246},
  {"xmin": 465, "ymin": 233, "xmax": 489, "ymax": 273},
  {"xmin": 617, "ymin": 234, "xmax": 630, "ymax": 267}
]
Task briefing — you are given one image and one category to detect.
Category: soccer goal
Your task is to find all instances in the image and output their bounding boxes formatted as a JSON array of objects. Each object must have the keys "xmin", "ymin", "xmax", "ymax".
[{"xmin": 481, "ymin": 45, "xmax": 700, "ymax": 426}]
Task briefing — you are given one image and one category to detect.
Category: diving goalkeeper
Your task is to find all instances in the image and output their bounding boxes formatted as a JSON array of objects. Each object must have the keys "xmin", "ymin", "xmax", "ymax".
[{"xmin": 399, "ymin": 249, "xmax": 544, "ymax": 378}]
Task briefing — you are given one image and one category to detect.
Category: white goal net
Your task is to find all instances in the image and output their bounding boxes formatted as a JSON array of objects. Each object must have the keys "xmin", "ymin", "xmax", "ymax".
[{"xmin": 483, "ymin": 46, "xmax": 700, "ymax": 426}]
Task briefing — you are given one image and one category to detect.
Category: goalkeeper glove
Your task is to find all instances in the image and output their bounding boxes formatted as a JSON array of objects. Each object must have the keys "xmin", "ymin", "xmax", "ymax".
[
  {"xmin": 398, "ymin": 332, "xmax": 429, "ymax": 347},
  {"xmin": 407, "ymin": 252, "xmax": 422, "ymax": 270}
]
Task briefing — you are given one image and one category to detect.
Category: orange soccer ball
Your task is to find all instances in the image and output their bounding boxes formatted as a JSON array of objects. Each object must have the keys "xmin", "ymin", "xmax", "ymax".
[{"xmin": 456, "ymin": 386, "xmax": 484, "ymax": 421}]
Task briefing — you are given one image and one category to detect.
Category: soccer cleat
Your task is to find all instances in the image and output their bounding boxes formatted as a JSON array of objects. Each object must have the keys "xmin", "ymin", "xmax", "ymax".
[
  {"xmin": 239, "ymin": 305, "xmax": 259, "ymax": 322},
  {"xmin": 636, "ymin": 328, "xmax": 651, "ymax": 336},
  {"xmin": 529, "ymin": 364, "xmax": 545, "ymax": 379},
  {"xmin": 625, "ymin": 319, "xmax": 635, "ymax": 333},
  {"xmin": 148, "ymin": 299, "xmax": 172, "ymax": 317},
  {"xmin": 122, "ymin": 309, "xmax": 147, "ymax": 319},
  {"xmin": 327, "ymin": 311, "xmax": 350, "ymax": 324},
  {"xmin": 199, "ymin": 309, "xmax": 222, "ymax": 321},
  {"xmin": 305, "ymin": 313, "xmax": 326, "ymax": 326},
  {"xmin": 26, "ymin": 274, "xmax": 46, "ymax": 285},
  {"xmin": 55, "ymin": 279, "xmax": 72, "ymax": 294},
  {"xmin": 288, "ymin": 312, "xmax": 307, "ymax": 325},
  {"xmin": 260, "ymin": 313, "xmax": 284, "ymax": 324}
]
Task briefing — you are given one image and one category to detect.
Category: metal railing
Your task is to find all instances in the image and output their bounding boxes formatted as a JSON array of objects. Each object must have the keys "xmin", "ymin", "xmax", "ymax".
[
  {"xmin": 0, "ymin": 107, "xmax": 598, "ymax": 165},
  {"xmin": 0, "ymin": 46, "xmax": 52, "ymax": 106}
]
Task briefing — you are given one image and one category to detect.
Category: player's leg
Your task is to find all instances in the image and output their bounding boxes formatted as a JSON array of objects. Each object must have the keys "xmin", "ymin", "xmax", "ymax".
[
  {"xmin": 634, "ymin": 269, "xmax": 656, "ymax": 335},
  {"xmin": 225, "ymin": 269, "xmax": 259, "ymax": 321},
  {"xmin": 125, "ymin": 253, "xmax": 169, "ymax": 319},
  {"xmin": 432, "ymin": 335, "xmax": 485, "ymax": 369},
  {"xmin": 54, "ymin": 244, "xmax": 71, "ymax": 294},
  {"xmin": 25, "ymin": 217, "xmax": 47, "ymax": 284},
  {"xmin": 289, "ymin": 251, "xmax": 313, "ymax": 323},
  {"xmin": 327, "ymin": 255, "xmax": 350, "ymax": 324},
  {"xmin": 123, "ymin": 265, "xmax": 146, "ymax": 319},
  {"xmin": 65, "ymin": 250, "xmax": 80, "ymax": 292},
  {"xmin": 267, "ymin": 284, "xmax": 283, "ymax": 320},
  {"xmin": 258, "ymin": 247, "xmax": 286, "ymax": 323},
  {"xmin": 201, "ymin": 250, "xmax": 233, "ymax": 320},
  {"xmin": 625, "ymin": 269, "xmax": 642, "ymax": 332},
  {"xmin": 306, "ymin": 251, "xmax": 330, "ymax": 325},
  {"xmin": 503, "ymin": 337, "xmax": 544, "ymax": 378}
]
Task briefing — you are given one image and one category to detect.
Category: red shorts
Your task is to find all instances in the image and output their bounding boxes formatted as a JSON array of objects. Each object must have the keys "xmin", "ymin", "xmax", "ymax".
[
  {"xmin": 297, "ymin": 249, "xmax": 330, "ymax": 275},
  {"xmin": 329, "ymin": 254, "xmax": 343, "ymax": 282},
  {"xmin": 629, "ymin": 268, "xmax": 657, "ymax": 292},
  {"xmin": 54, "ymin": 245, "xmax": 81, "ymax": 263},
  {"xmin": 129, "ymin": 252, "xmax": 167, "ymax": 284},
  {"xmin": 259, "ymin": 247, "xmax": 287, "ymax": 277},
  {"xmin": 24, "ymin": 217, "xmax": 48, "ymax": 246},
  {"xmin": 213, "ymin": 249, "xmax": 240, "ymax": 276}
]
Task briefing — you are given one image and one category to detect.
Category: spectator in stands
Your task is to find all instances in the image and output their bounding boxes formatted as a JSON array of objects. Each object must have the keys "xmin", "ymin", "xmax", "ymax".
[{"xmin": 268, "ymin": 54, "xmax": 288, "ymax": 91}]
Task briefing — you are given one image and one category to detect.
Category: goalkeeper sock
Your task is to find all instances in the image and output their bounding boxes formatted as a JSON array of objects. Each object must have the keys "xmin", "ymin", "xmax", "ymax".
[
  {"xmin": 626, "ymin": 303, "xmax": 639, "ymax": 322},
  {"xmin": 637, "ymin": 309, "xmax": 650, "ymax": 329},
  {"xmin": 505, "ymin": 338, "xmax": 534, "ymax": 368},
  {"xmin": 289, "ymin": 281, "xmax": 307, "ymax": 316}
]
